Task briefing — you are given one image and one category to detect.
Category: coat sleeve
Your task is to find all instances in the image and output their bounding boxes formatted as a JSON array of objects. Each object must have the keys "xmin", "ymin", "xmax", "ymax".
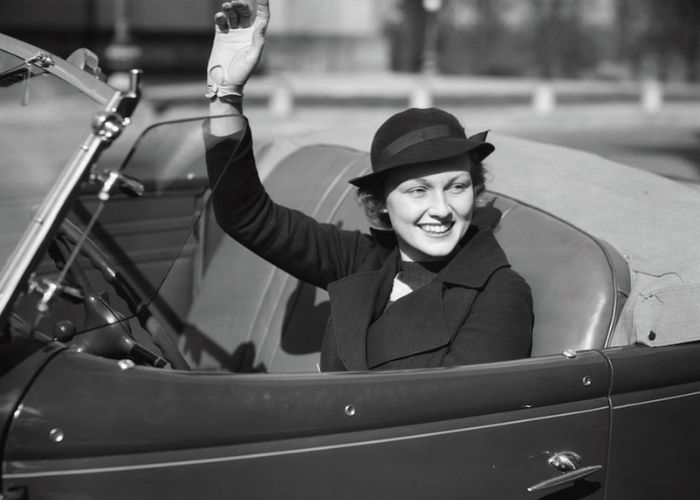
[
  {"xmin": 442, "ymin": 268, "xmax": 533, "ymax": 366},
  {"xmin": 204, "ymin": 121, "xmax": 377, "ymax": 290}
]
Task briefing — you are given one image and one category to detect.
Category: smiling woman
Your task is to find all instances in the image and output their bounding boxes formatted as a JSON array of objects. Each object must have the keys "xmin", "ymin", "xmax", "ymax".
[
  {"xmin": 203, "ymin": 0, "xmax": 533, "ymax": 371},
  {"xmin": 351, "ymin": 107, "xmax": 490, "ymax": 263}
]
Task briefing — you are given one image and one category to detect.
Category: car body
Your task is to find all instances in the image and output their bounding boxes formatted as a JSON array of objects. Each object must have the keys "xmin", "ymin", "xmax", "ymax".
[{"xmin": 2, "ymin": 33, "xmax": 700, "ymax": 500}]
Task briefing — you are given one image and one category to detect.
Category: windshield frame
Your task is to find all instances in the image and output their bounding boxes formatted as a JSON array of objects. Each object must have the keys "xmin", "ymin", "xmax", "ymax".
[{"xmin": 0, "ymin": 33, "xmax": 124, "ymax": 327}]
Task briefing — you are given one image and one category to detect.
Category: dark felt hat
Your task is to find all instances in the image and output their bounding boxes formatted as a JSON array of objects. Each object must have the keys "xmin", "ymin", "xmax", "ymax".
[{"xmin": 349, "ymin": 107, "xmax": 494, "ymax": 190}]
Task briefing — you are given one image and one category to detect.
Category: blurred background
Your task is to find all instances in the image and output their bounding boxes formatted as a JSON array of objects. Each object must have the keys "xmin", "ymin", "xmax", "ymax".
[{"xmin": 2, "ymin": 0, "xmax": 700, "ymax": 187}]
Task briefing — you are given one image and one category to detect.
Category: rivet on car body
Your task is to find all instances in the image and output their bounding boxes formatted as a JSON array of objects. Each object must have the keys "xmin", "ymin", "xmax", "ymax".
[
  {"xmin": 344, "ymin": 404, "xmax": 356, "ymax": 417},
  {"xmin": 118, "ymin": 359, "xmax": 135, "ymax": 370},
  {"xmin": 49, "ymin": 428, "xmax": 64, "ymax": 443},
  {"xmin": 562, "ymin": 349, "xmax": 577, "ymax": 359},
  {"xmin": 582, "ymin": 376, "xmax": 592, "ymax": 387}
]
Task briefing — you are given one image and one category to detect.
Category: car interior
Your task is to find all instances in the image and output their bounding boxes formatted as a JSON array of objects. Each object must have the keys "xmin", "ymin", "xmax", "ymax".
[
  {"xmin": 15, "ymin": 117, "xmax": 630, "ymax": 373},
  {"xmin": 181, "ymin": 142, "xmax": 632, "ymax": 372}
]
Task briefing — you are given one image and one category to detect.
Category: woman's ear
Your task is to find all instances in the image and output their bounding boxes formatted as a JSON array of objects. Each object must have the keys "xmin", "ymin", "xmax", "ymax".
[{"xmin": 377, "ymin": 201, "xmax": 392, "ymax": 229}]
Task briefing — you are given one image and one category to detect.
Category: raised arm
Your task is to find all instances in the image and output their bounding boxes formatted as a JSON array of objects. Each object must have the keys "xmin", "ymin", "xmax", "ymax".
[{"xmin": 206, "ymin": 0, "xmax": 270, "ymax": 136}]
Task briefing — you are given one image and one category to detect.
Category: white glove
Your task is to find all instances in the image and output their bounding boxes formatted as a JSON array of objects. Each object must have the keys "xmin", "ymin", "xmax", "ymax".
[{"xmin": 206, "ymin": 0, "xmax": 270, "ymax": 100}]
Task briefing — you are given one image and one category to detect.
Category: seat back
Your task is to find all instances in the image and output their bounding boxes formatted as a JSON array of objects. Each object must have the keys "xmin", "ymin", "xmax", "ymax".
[
  {"xmin": 184, "ymin": 145, "xmax": 630, "ymax": 372},
  {"xmin": 486, "ymin": 194, "xmax": 630, "ymax": 356}
]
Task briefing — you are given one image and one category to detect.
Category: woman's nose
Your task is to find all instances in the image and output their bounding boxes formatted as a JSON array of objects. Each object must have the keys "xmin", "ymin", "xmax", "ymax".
[{"xmin": 427, "ymin": 192, "xmax": 451, "ymax": 218}]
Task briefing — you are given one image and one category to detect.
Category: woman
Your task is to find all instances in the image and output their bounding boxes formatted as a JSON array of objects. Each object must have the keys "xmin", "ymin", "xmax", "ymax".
[{"xmin": 205, "ymin": 0, "xmax": 533, "ymax": 371}]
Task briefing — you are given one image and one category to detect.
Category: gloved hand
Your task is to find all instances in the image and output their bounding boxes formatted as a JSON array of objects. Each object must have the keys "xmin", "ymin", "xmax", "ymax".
[{"xmin": 206, "ymin": 0, "xmax": 270, "ymax": 100}]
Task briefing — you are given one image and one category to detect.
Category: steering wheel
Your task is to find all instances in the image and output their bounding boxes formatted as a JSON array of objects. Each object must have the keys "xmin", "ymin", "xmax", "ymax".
[{"xmin": 52, "ymin": 219, "xmax": 190, "ymax": 370}]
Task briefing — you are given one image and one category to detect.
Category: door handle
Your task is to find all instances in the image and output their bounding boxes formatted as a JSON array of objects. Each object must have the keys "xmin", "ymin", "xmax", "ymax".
[{"xmin": 526, "ymin": 451, "xmax": 602, "ymax": 493}]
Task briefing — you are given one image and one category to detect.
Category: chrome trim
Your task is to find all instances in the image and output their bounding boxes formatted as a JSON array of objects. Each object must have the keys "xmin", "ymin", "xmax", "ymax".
[
  {"xmin": 0, "ymin": 33, "xmax": 115, "ymax": 103},
  {"xmin": 613, "ymin": 388, "xmax": 700, "ymax": 409},
  {"xmin": 4, "ymin": 405, "xmax": 608, "ymax": 479}
]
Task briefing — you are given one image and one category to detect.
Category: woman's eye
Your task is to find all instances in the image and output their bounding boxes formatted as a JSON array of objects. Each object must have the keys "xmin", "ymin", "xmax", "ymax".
[
  {"xmin": 448, "ymin": 184, "xmax": 467, "ymax": 193},
  {"xmin": 408, "ymin": 187, "xmax": 427, "ymax": 196}
]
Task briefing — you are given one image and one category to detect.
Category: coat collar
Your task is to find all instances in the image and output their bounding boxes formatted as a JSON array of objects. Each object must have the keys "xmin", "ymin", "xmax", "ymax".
[
  {"xmin": 327, "ymin": 225, "xmax": 510, "ymax": 370},
  {"xmin": 436, "ymin": 226, "xmax": 510, "ymax": 288},
  {"xmin": 371, "ymin": 225, "xmax": 510, "ymax": 288}
]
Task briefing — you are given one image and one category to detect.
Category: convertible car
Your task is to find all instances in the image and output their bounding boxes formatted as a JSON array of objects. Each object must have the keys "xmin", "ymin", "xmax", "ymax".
[{"xmin": 2, "ymin": 33, "xmax": 700, "ymax": 500}]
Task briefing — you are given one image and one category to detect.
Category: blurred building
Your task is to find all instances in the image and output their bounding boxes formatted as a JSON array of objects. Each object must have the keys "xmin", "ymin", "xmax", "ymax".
[
  {"xmin": 0, "ymin": 0, "xmax": 392, "ymax": 75},
  {"xmin": 1, "ymin": 0, "xmax": 697, "ymax": 81}
]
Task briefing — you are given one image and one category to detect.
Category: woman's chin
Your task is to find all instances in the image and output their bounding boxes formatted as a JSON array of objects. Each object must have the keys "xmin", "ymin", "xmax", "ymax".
[{"xmin": 401, "ymin": 238, "xmax": 460, "ymax": 262}]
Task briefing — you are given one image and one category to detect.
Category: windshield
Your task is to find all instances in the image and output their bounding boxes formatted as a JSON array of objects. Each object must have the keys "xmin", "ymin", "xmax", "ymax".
[
  {"xmin": 8, "ymin": 114, "xmax": 242, "ymax": 369},
  {"xmin": 0, "ymin": 48, "xmax": 103, "ymax": 269}
]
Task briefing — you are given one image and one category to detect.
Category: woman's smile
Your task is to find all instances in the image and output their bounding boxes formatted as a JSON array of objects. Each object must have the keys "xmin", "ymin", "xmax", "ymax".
[{"xmin": 418, "ymin": 221, "xmax": 455, "ymax": 235}]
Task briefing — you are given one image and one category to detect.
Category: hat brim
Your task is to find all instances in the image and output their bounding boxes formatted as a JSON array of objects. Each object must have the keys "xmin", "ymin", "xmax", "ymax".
[{"xmin": 349, "ymin": 139, "xmax": 494, "ymax": 189}]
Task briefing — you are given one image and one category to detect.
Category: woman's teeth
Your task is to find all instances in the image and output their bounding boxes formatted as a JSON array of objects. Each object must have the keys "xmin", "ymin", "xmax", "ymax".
[{"xmin": 420, "ymin": 223, "xmax": 452, "ymax": 234}]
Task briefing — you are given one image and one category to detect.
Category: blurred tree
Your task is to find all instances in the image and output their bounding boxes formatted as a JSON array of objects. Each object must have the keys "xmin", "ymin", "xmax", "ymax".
[
  {"xmin": 617, "ymin": 0, "xmax": 700, "ymax": 82},
  {"xmin": 385, "ymin": 0, "xmax": 428, "ymax": 72},
  {"xmin": 613, "ymin": 0, "xmax": 644, "ymax": 77},
  {"xmin": 471, "ymin": 0, "xmax": 506, "ymax": 73},
  {"xmin": 528, "ymin": 0, "xmax": 590, "ymax": 79},
  {"xmin": 437, "ymin": 0, "xmax": 519, "ymax": 76},
  {"xmin": 668, "ymin": 0, "xmax": 700, "ymax": 81}
]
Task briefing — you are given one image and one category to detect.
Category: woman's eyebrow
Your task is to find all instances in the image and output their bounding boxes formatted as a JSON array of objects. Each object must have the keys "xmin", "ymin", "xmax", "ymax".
[
  {"xmin": 446, "ymin": 174, "xmax": 472, "ymax": 184},
  {"xmin": 401, "ymin": 173, "xmax": 471, "ymax": 187},
  {"xmin": 406, "ymin": 177, "xmax": 430, "ymax": 184}
]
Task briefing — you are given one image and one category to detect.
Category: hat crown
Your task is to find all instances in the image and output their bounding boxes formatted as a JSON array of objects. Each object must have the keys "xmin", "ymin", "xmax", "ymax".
[
  {"xmin": 370, "ymin": 108, "xmax": 466, "ymax": 168},
  {"xmin": 348, "ymin": 107, "xmax": 494, "ymax": 190}
]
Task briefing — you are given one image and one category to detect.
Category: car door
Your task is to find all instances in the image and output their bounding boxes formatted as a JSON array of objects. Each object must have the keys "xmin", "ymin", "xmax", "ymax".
[
  {"xmin": 3, "ymin": 348, "xmax": 610, "ymax": 499},
  {"xmin": 604, "ymin": 343, "xmax": 700, "ymax": 499}
]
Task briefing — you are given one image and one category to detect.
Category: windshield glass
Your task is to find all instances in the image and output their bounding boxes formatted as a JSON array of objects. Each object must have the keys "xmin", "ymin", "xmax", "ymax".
[
  {"xmin": 9, "ymin": 115, "xmax": 242, "ymax": 369},
  {"xmin": 0, "ymin": 48, "xmax": 103, "ymax": 269}
]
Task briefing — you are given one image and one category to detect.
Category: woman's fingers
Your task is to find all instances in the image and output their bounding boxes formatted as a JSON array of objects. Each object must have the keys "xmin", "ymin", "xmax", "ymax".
[
  {"xmin": 221, "ymin": 2, "xmax": 239, "ymax": 28},
  {"xmin": 233, "ymin": 2, "xmax": 253, "ymax": 28},
  {"xmin": 219, "ymin": 1, "xmax": 256, "ymax": 29},
  {"xmin": 214, "ymin": 12, "xmax": 229, "ymax": 33},
  {"xmin": 215, "ymin": 1, "xmax": 268, "ymax": 34}
]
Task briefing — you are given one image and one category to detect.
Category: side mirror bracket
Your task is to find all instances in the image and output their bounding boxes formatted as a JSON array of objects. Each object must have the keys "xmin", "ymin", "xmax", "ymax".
[{"xmin": 67, "ymin": 48, "xmax": 105, "ymax": 81}]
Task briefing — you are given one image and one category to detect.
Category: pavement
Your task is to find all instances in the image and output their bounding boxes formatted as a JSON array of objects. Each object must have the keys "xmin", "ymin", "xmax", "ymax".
[
  {"xmin": 130, "ymin": 72, "xmax": 700, "ymax": 187},
  {"xmin": 4, "ymin": 70, "xmax": 700, "ymax": 186}
]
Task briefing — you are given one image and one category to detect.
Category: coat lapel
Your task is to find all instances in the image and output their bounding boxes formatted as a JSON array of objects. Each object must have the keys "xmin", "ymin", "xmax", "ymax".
[
  {"xmin": 437, "ymin": 226, "xmax": 510, "ymax": 288},
  {"xmin": 327, "ymin": 249, "xmax": 399, "ymax": 371},
  {"xmin": 366, "ymin": 281, "xmax": 449, "ymax": 368}
]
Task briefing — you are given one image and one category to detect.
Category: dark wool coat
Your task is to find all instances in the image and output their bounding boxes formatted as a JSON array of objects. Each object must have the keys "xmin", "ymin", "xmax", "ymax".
[{"xmin": 205, "ymin": 123, "xmax": 533, "ymax": 372}]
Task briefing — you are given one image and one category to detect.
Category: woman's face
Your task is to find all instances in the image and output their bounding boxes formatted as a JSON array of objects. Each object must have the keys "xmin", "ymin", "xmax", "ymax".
[{"xmin": 383, "ymin": 161, "xmax": 475, "ymax": 262}]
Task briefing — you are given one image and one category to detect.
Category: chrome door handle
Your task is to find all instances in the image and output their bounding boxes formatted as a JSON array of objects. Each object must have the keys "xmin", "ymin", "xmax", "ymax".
[{"xmin": 526, "ymin": 451, "xmax": 602, "ymax": 493}]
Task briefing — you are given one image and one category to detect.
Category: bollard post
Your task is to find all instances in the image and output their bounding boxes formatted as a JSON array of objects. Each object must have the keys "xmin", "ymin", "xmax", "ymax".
[
  {"xmin": 532, "ymin": 82, "xmax": 555, "ymax": 115},
  {"xmin": 105, "ymin": 0, "xmax": 141, "ymax": 91},
  {"xmin": 641, "ymin": 78, "xmax": 663, "ymax": 114},
  {"xmin": 410, "ymin": 82, "xmax": 433, "ymax": 109},
  {"xmin": 270, "ymin": 79, "xmax": 294, "ymax": 117}
]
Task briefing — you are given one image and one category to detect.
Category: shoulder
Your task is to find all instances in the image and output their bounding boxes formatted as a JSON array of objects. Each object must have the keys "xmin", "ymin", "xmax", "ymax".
[{"xmin": 488, "ymin": 266, "xmax": 531, "ymax": 297}]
